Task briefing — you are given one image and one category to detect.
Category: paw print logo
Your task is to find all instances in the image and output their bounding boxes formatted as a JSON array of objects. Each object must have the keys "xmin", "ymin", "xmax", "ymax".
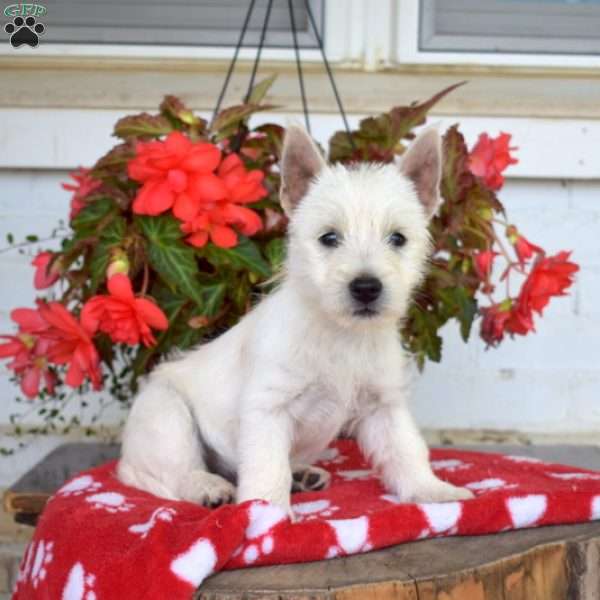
[
  {"xmin": 63, "ymin": 562, "xmax": 97, "ymax": 600},
  {"xmin": 85, "ymin": 492, "xmax": 134, "ymax": 513},
  {"xmin": 4, "ymin": 16, "xmax": 45, "ymax": 48}
]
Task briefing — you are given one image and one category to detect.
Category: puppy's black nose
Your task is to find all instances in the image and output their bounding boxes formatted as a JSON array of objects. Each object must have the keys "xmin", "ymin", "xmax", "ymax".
[{"xmin": 349, "ymin": 276, "xmax": 383, "ymax": 304}]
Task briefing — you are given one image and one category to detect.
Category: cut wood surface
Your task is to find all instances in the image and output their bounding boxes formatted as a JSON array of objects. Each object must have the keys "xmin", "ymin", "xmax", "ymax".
[
  {"xmin": 197, "ymin": 522, "xmax": 600, "ymax": 599},
  {"xmin": 3, "ymin": 443, "xmax": 600, "ymax": 598}
]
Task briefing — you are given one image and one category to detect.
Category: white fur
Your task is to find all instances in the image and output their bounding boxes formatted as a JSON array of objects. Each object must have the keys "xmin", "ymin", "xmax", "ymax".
[{"xmin": 118, "ymin": 131, "xmax": 473, "ymax": 513}]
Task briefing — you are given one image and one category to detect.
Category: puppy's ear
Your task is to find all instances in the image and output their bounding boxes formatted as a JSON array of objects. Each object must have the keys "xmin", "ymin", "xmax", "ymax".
[
  {"xmin": 280, "ymin": 126, "xmax": 326, "ymax": 216},
  {"xmin": 400, "ymin": 128, "xmax": 443, "ymax": 219}
]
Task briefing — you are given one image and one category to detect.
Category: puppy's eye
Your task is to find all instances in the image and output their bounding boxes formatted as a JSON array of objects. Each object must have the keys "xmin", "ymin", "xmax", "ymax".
[
  {"xmin": 388, "ymin": 232, "xmax": 407, "ymax": 248},
  {"xmin": 319, "ymin": 231, "xmax": 340, "ymax": 248}
]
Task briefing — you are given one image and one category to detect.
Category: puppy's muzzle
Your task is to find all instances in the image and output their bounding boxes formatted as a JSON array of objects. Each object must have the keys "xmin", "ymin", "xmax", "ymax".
[{"xmin": 349, "ymin": 276, "xmax": 383, "ymax": 312}]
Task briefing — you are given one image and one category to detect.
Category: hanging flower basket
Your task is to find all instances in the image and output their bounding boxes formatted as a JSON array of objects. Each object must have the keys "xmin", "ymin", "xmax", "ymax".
[{"xmin": 0, "ymin": 79, "xmax": 579, "ymax": 433}]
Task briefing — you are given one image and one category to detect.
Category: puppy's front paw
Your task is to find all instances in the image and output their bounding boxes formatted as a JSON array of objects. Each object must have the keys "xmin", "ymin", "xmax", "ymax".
[
  {"xmin": 291, "ymin": 465, "xmax": 331, "ymax": 493},
  {"xmin": 401, "ymin": 478, "xmax": 474, "ymax": 504},
  {"xmin": 178, "ymin": 471, "xmax": 236, "ymax": 508}
]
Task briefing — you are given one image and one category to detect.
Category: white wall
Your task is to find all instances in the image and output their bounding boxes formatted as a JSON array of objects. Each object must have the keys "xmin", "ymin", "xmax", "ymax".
[{"xmin": 0, "ymin": 109, "xmax": 598, "ymax": 484}]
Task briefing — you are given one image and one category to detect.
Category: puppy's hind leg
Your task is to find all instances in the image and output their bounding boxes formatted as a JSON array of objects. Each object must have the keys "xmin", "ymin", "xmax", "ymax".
[{"xmin": 118, "ymin": 379, "xmax": 235, "ymax": 507}]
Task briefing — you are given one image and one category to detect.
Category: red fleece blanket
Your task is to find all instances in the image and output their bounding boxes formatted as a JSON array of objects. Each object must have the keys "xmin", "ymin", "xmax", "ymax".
[{"xmin": 13, "ymin": 440, "xmax": 600, "ymax": 599}]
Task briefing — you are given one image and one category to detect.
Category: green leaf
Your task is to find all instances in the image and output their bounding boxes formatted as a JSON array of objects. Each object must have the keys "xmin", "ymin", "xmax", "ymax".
[
  {"xmin": 203, "ymin": 236, "xmax": 271, "ymax": 278},
  {"xmin": 113, "ymin": 113, "xmax": 173, "ymax": 140},
  {"xmin": 159, "ymin": 95, "xmax": 206, "ymax": 129},
  {"xmin": 264, "ymin": 237, "xmax": 286, "ymax": 270},
  {"xmin": 438, "ymin": 286, "xmax": 477, "ymax": 342},
  {"xmin": 247, "ymin": 74, "xmax": 277, "ymax": 105},
  {"xmin": 135, "ymin": 215, "xmax": 205, "ymax": 307},
  {"xmin": 25, "ymin": 234, "xmax": 39, "ymax": 242},
  {"xmin": 92, "ymin": 143, "xmax": 135, "ymax": 179},
  {"xmin": 329, "ymin": 81, "xmax": 466, "ymax": 162},
  {"xmin": 6, "ymin": 233, "xmax": 14, "ymax": 244},
  {"xmin": 441, "ymin": 125, "xmax": 472, "ymax": 205},
  {"xmin": 198, "ymin": 281, "xmax": 226, "ymax": 317},
  {"xmin": 402, "ymin": 305, "xmax": 443, "ymax": 368},
  {"xmin": 211, "ymin": 104, "xmax": 276, "ymax": 138},
  {"xmin": 71, "ymin": 197, "xmax": 116, "ymax": 234}
]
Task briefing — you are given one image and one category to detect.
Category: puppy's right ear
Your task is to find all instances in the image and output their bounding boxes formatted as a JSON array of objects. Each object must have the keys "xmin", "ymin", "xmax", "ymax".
[{"xmin": 280, "ymin": 126, "xmax": 326, "ymax": 216}]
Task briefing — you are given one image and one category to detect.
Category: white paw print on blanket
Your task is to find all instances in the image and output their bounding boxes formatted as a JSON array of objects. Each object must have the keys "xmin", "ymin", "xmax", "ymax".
[
  {"xmin": 505, "ymin": 455, "xmax": 542, "ymax": 464},
  {"xmin": 85, "ymin": 492, "xmax": 134, "ymax": 513},
  {"xmin": 337, "ymin": 469, "xmax": 374, "ymax": 481},
  {"xmin": 62, "ymin": 562, "xmax": 97, "ymax": 600},
  {"xmin": 128, "ymin": 507, "xmax": 177, "ymax": 539},
  {"xmin": 507, "ymin": 494, "xmax": 547, "ymax": 528},
  {"xmin": 591, "ymin": 496, "xmax": 600, "ymax": 521},
  {"xmin": 235, "ymin": 502, "xmax": 288, "ymax": 565},
  {"xmin": 56, "ymin": 475, "xmax": 102, "ymax": 497},
  {"xmin": 431, "ymin": 459, "xmax": 470, "ymax": 472},
  {"xmin": 18, "ymin": 540, "xmax": 54, "ymax": 587},
  {"xmin": 292, "ymin": 499, "xmax": 340, "ymax": 521},
  {"xmin": 317, "ymin": 447, "xmax": 346, "ymax": 465},
  {"xmin": 325, "ymin": 516, "xmax": 371, "ymax": 558},
  {"xmin": 419, "ymin": 501, "xmax": 463, "ymax": 537},
  {"xmin": 171, "ymin": 538, "xmax": 217, "ymax": 588},
  {"xmin": 548, "ymin": 472, "xmax": 600, "ymax": 481},
  {"xmin": 466, "ymin": 478, "xmax": 517, "ymax": 493}
]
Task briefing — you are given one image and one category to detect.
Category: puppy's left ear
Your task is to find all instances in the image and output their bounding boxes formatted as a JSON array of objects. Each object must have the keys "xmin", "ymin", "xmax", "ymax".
[
  {"xmin": 280, "ymin": 126, "xmax": 326, "ymax": 217},
  {"xmin": 400, "ymin": 128, "xmax": 443, "ymax": 219}
]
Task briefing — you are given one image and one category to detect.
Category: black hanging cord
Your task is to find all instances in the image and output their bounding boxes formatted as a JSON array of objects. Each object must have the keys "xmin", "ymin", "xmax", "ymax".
[
  {"xmin": 211, "ymin": 0, "xmax": 256, "ymax": 127},
  {"xmin": 304, "ymin": 0, "xmax": 355, "ymax": 151},
  {"xmin": 288, "ymin": 0, "xmax": 311, "ymax": 134},
  {"xmin": 244, "ymin": 0, "xmax": 274, "ymax": 103}
]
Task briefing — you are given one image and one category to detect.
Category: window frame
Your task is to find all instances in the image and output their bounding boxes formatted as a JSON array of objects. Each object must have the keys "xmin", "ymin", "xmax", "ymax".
[{"xmin": 396, "ymin": 0, "xmax": 600, "ymax": 69}]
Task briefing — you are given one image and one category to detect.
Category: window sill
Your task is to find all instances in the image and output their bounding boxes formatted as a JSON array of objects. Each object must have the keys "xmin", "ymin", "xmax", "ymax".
[{"xmin": 1, "ymin": 56, "xmax": 600, "ymax": 120}]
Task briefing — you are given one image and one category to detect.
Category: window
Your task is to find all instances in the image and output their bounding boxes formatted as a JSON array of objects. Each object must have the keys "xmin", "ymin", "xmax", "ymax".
[
  {"xmin": 419, "ymin": 0, "xmax": 600, "ymax": 55},
  {"xmin": 396, "ymin": 0, "xmax": 600, "ymax": 67},
  {"xmin": 40, "ymin": 0, "xmax": 324, "ymax": 48}
]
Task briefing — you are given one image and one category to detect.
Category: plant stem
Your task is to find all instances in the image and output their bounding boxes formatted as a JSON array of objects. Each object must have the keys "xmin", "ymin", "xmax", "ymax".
[
  {"xmin": 0, "ymin": 235, "xmax": 67, "ymax": 255},
  {"xmin": 141, "ymin": 262, "xmax": 150, "ymax": 296}
]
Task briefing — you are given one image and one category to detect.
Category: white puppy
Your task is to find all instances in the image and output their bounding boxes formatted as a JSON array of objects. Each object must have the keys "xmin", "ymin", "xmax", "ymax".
[{"xmin": 118, "ymin": 126, "xmax": 473, "ymax": 513}]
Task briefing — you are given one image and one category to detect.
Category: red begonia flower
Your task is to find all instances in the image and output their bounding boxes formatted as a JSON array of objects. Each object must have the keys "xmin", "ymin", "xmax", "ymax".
[
  {"xmin": 473, "ymin": 249, "xmax": 498, "ymax": 280},
  {"xmin": 514, "ymin": 234, "xmax": 544, "ymax": 266},
  {"xmin": 514, "ymin": 251, "xmax": 579, "ymax": 317},
  {"xmin": 38, "ymin": 302, "xmax": 102, "ymax": 390},
  {"xmin": 0, "ymin": 308, "xmax": 56, "ymax": 399},
  {"xmin": 129, "ymin": 132, "xmax": 221, "ymax": 218},
  {"xmin": 62, "ymin": 168, "xmax": 102, "ymax": 220},
  {"xmin": 480, "ymin": 303, "xmax": 512, "ymax": 347},
  {"xmin": 469, "ymin": 132, "xmax": 518, "ymax": 191},
  {"xmin": 81, "ymin": 274, "xmax": 169, "ymax": 347},
  {"xmin": 505, "ymin": 306, "xmax": 536, "ymax": 336},
  {"xmin": 32, "ymin": 252, "xmax": 60, "ymax": 290},
  {"xmin": 10, "ymin": 339, "xmax": 57, "ymax": 399},
  {"xmin": 217, "ymin": 153, "xmax": 268, "ymax": 203},
  {"xmin": 181, "ymin": 212, "xmax": 238, "ymax": 249}
]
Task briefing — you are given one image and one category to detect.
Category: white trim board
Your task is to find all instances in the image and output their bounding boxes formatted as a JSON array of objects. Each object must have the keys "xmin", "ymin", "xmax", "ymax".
[{"xmin": 0, "ymin": 108, "xmax": 598, "ymax": 180}]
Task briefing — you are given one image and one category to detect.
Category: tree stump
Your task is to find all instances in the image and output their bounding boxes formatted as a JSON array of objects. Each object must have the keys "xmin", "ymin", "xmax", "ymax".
[{"xmin": 197, "ymin": 521, "xmax": 600, "ymax": 599}]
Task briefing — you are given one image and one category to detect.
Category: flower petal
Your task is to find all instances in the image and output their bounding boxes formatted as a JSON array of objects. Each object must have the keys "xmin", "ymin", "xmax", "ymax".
[
  {"xmin": 107, "ymin": 274, "xmax": 135, "ymax": 302},
  {"xmin": 134, "ymin": 299, "xmax": 169, "ymax": 331}
]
